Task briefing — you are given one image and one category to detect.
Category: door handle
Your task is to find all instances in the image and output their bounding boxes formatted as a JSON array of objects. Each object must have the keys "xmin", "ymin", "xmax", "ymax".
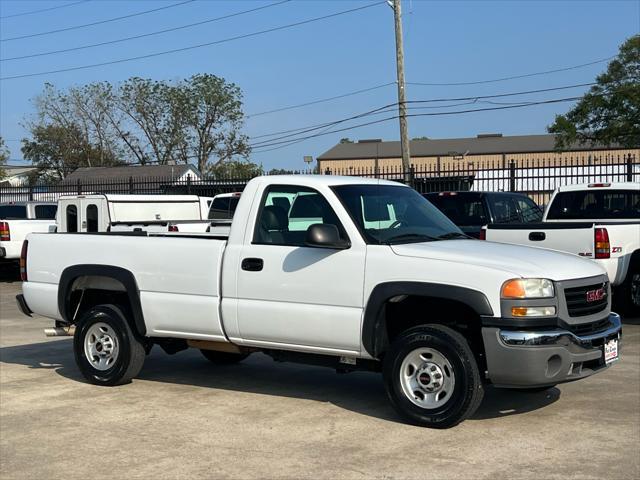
[
  {"xmin": 241, "ymin": 258, "xmax": 264, "ymax": 271},
  {"xmin": 529, "ymin": 232, "xmax": 546, "ymax": 241}
]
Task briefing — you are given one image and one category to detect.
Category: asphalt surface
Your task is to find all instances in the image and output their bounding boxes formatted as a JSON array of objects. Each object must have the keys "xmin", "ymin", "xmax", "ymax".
[{"xmin": 1, "ymin": 274, "xmax": 639, "ymax": 479}]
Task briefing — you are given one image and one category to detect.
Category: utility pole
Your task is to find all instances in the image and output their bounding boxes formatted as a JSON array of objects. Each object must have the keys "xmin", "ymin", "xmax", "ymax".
[{"xmin": 390, "ymin": 0, "xmax": 411, "ymax": 182}]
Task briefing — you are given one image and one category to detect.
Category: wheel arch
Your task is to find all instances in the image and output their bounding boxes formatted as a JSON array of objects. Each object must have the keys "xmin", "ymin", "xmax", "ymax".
[
  {"xmin": 362, "ymin": 282, "xmax": 494, "ymax": 359},
  {"xmin": 58, "ymin": 264, "xmax": 146, "ymax": 337}
]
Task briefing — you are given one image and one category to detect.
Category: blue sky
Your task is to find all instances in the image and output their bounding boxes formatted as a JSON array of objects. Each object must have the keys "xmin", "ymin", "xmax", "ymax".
[{"xmin": 1, "ymin": 0, "xmax": 638, "ymax": 171}]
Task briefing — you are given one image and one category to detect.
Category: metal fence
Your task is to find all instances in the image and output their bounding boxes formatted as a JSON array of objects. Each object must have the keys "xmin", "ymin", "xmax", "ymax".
[{"xmin": 1, "ymin": 154, "xmax": 638, "ymax": 206}]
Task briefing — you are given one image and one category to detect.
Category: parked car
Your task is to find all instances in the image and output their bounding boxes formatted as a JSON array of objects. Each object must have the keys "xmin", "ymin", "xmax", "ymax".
[
  {"xmin": 423, "ymin": 191, "xmax": 542, "ymax": 238},
  {"xmin": 482, "ymin": 182, "xmax": 639, "ymax": 313},
  {"xmin": 17, "ymin": 175, "xmax": 621, "ymax": 428},
  {"xmin": 56, "ymin": 194, "xmax": 212, "ymax": 234},
  {"xmin": 205, "ymin": 192, "xmax": 242, "ymax": 236},
  {"xmin": 0, "ymin": 201, "xmax": 57, "ymax": 263}
]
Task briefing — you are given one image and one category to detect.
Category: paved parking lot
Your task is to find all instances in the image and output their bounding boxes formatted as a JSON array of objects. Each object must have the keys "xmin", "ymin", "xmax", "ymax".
[{"xmin": 1, "ymin": 277, "xmax": 639, "ymax": 480}]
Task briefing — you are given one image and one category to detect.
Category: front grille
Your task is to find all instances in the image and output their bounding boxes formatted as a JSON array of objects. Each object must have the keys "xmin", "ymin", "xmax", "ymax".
[
  {"xmin": 565, "ymin": 317, "xmax": 611, "ymax": 336},
  {"xmin": 564, "ymin": 282, "xmax": 609, "ymax": 317}
]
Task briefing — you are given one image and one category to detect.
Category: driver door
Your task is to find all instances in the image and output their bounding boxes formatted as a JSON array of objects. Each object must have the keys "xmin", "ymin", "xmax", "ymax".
[{"xmin": 235, "ymin": 184, "xmax": 366, "ymax": 354}]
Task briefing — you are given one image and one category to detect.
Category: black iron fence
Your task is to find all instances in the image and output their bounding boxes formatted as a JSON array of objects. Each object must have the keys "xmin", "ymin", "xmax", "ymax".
[{"xmin": 1, "ymin": 154, "xmax": 637, "ymax": 206}]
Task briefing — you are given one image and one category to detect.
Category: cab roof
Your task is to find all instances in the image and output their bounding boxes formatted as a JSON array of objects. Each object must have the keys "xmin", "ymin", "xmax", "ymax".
[{"xmin": 556, "ymin": 182, "xmax": 640, "ymax": 192}]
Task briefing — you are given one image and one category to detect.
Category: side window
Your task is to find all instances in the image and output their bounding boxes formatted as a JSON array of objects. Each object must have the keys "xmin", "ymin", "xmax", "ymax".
[
  {"xmin": 516, "ymin": 197, "xmax": 542, "ymax": 222},
  {"xmin": 208, "ymin": 197, "xmax": 240, "ymax": 220},
  {"xmin": 86, "ymin": 204, "xmax": 99, "ymax": 232},
  {"xmin": 66, "ymin": 205, "xmax": 78, "ymax": 233},
  {"xmin": 491, "ymin": 196, "xmax": 520, "ymax": 223},
  {"xmin": 254, "ymin": 185, "xmax": 347, "ymax": 246}
]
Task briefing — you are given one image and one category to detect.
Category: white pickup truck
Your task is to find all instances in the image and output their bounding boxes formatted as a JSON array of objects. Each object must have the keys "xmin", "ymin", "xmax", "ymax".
[
  {"xmin": 17, "ymin": 176, "xmax": 622, "ymax": 428},
  {"xmin": 483, "ymin": 182, "xmax": 639, "ymax": 313},
  {"xmin": 0, "ymin": 202, "xmax": 57, "ymax": 262}
]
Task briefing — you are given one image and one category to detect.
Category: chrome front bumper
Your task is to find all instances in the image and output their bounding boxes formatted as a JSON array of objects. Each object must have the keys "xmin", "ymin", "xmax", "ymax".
[{"xmin": 482, "ymin": 313, "xmax": 622, "ymax": 388}]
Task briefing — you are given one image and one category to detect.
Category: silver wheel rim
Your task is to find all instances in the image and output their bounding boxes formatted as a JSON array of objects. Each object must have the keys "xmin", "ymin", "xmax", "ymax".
[
  {"xmin": 84, "ymin": 322, "xmax": 119, "ymax": 371},
  {"xmin": 631, "ymin": 273, "xmax": 640, "ymax": 307},
  {"xmin": 399, "ymin": 347, "xmax": 456, "ymax": 409}
]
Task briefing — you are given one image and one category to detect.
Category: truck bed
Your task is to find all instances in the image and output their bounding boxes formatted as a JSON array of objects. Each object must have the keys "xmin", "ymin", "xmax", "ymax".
[{"xmin": 23, "ymin": 232, "xmax": 229, "ymax": 340}]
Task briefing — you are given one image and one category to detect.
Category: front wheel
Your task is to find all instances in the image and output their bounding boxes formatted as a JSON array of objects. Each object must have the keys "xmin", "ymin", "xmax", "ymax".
[
  {"xmin": 383, "ymin": 324, "xmax": 484, "ymax": 428},
  {"xmin": 615, "ymin": 262, "xmax": 640, "ymax": 316},
  {"xmin": 73, "ymin": 304, "xmax": 146, "ymax": 386}
]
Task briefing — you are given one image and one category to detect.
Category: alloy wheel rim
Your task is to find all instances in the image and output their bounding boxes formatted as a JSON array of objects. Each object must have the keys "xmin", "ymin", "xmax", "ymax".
[
  {"xmin": 84, "ymin": 322, "xmax": 119, "ymax": 371},
  {"xmin": 399, "ymin": 347, "xmax": 456, "ymax": 409}
]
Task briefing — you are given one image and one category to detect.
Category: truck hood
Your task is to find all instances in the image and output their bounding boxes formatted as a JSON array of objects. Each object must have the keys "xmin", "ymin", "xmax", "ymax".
[{"xmin": 390, "ymin": 240, "xmax": 606, "ymax": 281}]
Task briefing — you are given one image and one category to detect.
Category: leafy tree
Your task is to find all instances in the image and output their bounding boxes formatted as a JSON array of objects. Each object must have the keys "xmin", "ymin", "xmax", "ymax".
[
  {"xmin": 21, "ymin": 124, "xmax": 121, "ymax": 181},
  {"xmin": 0, "ymin": 136, "xmax": 8, "ymax": 179},
  {"xmin": 268, "ymin": 168, "xmax": 296, "ymax": 175},
  {"xmin": 412, "ymin": 136, "xmax": 429, "ymax": 141},
  {"xmin": 208, "ymin": 159, "xmax": 262, "ymax": 178},
  {"xmin": 549, "ymin": 35, "xmax": 640, "ymax": 148},
  {"xmin": 339, "ymin": 137, "xmax": 354, "ymax": 144}
]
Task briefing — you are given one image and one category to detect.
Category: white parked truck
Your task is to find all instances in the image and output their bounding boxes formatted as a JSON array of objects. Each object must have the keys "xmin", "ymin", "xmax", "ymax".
[
  {"xmin": 0, "ymin": 202, "xmax": 57, "ymax": 262},
  {"xmin": 56, "ymin": 194, "xmax": 213, "ymax": 233},
  {"xmin": 482, "ymin": 182, "xmax": 639, "ymax": 313},
  {"xmin": 17, "ymin": 176, "xmax": 622, "ymax": 428}
]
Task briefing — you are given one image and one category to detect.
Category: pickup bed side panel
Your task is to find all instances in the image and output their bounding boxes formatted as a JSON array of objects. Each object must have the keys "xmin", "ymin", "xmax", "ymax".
[{"xmin": 24, "ymin": 234, "xmax": 228, "ymax": 341}]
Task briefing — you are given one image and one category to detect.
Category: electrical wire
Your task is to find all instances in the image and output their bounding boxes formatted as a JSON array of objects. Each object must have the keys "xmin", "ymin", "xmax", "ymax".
[
  {"xmin": 0, "ymin": 1, "xmax": 90, "ymax": 20},
  {"xmin": 0, "ymin": 1, "xmax": 386, "ymax": 81},
  {"xmin": 250, "ymin": 96, "xmax": 585, "ymax": 151},
  {"xmin": 0, "ymin": 0, "xmax": 196, "ymax": 42},
  {"xmin": 406, "ymin": 56, "xmax": 615, "ymax": 86},
  {"xmin": 1, "ymin": 1, "xmax": 291, "ymax": 62}
]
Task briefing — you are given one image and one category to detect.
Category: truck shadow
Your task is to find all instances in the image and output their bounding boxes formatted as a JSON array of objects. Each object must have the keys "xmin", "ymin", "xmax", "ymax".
[{"xmin": 0, "ymin": 340, "xmax": 560, "ymax": 424}]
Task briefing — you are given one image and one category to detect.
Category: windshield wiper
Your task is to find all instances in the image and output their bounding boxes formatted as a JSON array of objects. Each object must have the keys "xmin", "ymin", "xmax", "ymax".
[
  {"xmin": 437, "ymin": 232, "xmax": 472, "ymax": 240},
  {"xmin": 384, "ymin": 233, "xmax": 439, "ymax": 244}
]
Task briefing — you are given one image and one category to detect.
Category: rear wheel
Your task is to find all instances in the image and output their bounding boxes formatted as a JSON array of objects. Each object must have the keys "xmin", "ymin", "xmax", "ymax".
[
  {"xmin": 200, "ymin": 349, "xmax": 250, "ymax": 364},
  {"xmin": 73, "ymin": 304, "xmax": 145, "ymax": 386},
  {"xmin": 383, "ymin": 324, "xmax": 484, "ymax": 428}
]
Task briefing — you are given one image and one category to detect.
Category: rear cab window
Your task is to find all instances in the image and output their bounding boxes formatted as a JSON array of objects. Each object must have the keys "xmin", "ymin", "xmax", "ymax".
[
  {"xmin": 34, "ymin": 204, "xmax": 57, "ymax": 219},
  {"xmin": 0, "ymin": 205, "xmax": 27, "ymax": 220},
  {"xmin": 547, "ymin": 189, "xmax": 640, "ymax": 220},
  {"xmin": 208, "ymin": 196, "xmax": 240, "ymax": 220}
]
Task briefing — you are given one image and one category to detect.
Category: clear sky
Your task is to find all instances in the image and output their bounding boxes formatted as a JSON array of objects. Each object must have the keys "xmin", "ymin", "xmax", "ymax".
[{"xmin": 1, "ymin": 0, "xmax": 638, "ymax": 171}]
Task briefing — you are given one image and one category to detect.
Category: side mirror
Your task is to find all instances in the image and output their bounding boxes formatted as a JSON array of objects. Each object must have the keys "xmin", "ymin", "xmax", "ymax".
[{"xmin": 305, "ymin": 224, "xmax": 350, "ymax": 250}]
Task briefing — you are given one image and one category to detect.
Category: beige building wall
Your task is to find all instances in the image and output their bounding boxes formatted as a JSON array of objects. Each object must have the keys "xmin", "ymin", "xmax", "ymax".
[{"xmin": 319, "ymin": 148, "xmax": 640, "ymax": 173}]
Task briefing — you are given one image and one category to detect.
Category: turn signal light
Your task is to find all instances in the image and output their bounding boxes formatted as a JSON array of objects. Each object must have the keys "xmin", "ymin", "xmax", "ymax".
[
  {"xmin": 511, "ymin": 306, "xmax": 556, "ymax": 317},
  {"xmin": 594, "ymin": 228, "xmax": 610, "ymax": 259},
  {"xmin": 479, "ymin": 229, "xmax": 486, "ymax": 240}
]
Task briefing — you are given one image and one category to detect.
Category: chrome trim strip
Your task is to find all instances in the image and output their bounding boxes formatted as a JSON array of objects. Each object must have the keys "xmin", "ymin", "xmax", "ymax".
[{"xmin": 499, "ymin": 313, "xmax": 621, "ymax": 347}]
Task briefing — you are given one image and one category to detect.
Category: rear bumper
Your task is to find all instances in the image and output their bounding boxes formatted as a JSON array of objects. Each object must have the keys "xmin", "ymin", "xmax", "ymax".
[
  {"xmin": 16, "ymin": 294, "xmax": 32, "ymax": 317},
  {"xmin": 482, "ymin": 313, "xmax": 622, "ymax": 388}
]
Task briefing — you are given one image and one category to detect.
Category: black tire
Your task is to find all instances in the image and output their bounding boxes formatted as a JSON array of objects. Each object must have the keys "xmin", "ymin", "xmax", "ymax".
[
  {"xmin": 383, "ymin": 324, "xmax": 484, "ymax": 429},
  {"xmin": 200, "ymin": 349, "xmax": 250, "ymax": 364},
  {"xmin": 73, "ymin": 304, "xmax": 145, "ymax": 386},
  {"xmin": 615, "ymin": 260, "xmax": 639, "ymax": 316}
]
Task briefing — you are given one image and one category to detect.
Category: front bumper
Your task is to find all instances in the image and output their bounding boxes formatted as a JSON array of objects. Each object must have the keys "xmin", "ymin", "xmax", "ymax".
[{"xmin": 482, "ymin": 313, "xmax": 622, "ymax": 388}]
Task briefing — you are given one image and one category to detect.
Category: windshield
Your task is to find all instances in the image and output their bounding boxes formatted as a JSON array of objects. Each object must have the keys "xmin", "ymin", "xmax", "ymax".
[
  {"xmin": 547, "ymin": 189, "xmax": 640, "ymax": 220},
  {"xmin": 424, "ymin": 193, "xmax": 488, "ymax": 225},
  {"xmin": 332, "ymin": 184, "xmax": 465, "ymax": 244}
]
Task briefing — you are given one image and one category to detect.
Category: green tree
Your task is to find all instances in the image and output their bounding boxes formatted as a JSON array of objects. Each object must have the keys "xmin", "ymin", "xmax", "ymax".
[
  {"xmin": 0, "ymin": 136, "xmax": 8, "ymax": 179},
  {"xmin": 339, "ymin": 137, "xmax": 354, "ymax": 144},
  {"xmin": 412, "ymin": 136, "xmax": 429, "ymax": 141},
  {"xmin": 21, "ymin": 124, "xmax": 121, "ymax": 181},
  {"xmin": 549, "ymin": 35, "xmax": 640, "ymax": 149},
  {"xmin": 208, "ymin": 159, "xmax": 262, "ymax": 178}
]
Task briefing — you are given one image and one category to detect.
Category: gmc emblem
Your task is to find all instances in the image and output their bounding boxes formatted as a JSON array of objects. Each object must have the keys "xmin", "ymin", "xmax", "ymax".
[{"xmin": 586, "ymin": 288, "xmax": 606, "ymax": 303}]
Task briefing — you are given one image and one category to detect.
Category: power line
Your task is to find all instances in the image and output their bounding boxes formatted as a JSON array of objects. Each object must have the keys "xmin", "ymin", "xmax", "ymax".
[
  {"xmin": 246, "ymin": 82, "xmax": 395, "ymax": 118},
  {"xmin": 250, "ymin": 96, "xmax": 584, "ymax": 151},
  {"xmin": 251, "ymin": 82, "xmax": 595, "ymax": 142},
  {"xmin": 406, "ymin": 56, "xmax": 614, "ymax": 86},
  {"xmin": 0, "ymin": 0, "xmax": 90, "ymax": 20},
  {"xmin": 0, "ymin": 0, "xmax": 196, "ymax": 42},
  {"xmin": 1, "ymin": 1, "xmax": 291, "ymax": 62},
  {"xmin": 0, "ymin": 1, "xmax": 386, "ymax": 81}
]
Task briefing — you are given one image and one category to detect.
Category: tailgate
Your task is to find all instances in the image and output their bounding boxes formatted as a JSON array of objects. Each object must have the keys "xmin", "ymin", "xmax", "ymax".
[{"xmin": 484, "ymin": 222, "xmax": 595, "ymax": 256}]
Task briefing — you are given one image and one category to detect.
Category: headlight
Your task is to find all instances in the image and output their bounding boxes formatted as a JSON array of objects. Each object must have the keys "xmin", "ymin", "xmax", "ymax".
[{"xmin": 501, "ymin": 278, "xmax": 555, "ymax": 299}]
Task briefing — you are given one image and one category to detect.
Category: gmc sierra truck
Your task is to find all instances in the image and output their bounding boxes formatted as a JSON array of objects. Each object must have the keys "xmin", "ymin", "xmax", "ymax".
[
  {"xmin": 17, "ymin": 176, "xmax": 622, "ymax": 428},
  {"xmin": 483, "ymin": 182, "xmax": 639, "ymax": 313},
  {"xmin": 0, "ymin": 202, "xmax": 57, "ymax": 262}
]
